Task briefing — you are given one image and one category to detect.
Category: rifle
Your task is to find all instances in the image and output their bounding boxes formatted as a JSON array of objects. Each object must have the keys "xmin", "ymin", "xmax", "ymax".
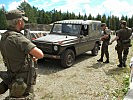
[
  {"xmin": 24, "ymin": 29, "xmax": 38, "ymax": 85},
  {"xmin": 26, "ymin": 55, "xmax": 37, "ymax": 86},
  {"xmin": 0, "ymin": 71, "xmax": 10, "ymax": 84}
]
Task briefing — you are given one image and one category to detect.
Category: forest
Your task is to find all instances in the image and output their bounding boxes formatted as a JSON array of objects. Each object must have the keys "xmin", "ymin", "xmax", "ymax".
[{"xmin": 0, "ymin": 1, "xmax": 133, "ymax": 30}]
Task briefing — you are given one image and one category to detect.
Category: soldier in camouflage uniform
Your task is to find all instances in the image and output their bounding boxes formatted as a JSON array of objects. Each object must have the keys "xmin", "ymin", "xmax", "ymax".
[
  {"xmin": 110, "ymin": 20, "xmax": 132, "ymax": 67},
  {"xmin": 97, "ymin": 23, "xmax": 110, "ymax": 63},
  {"xmin": 0, "ymin": 10, "xmax": 44, "ymax": 99}
]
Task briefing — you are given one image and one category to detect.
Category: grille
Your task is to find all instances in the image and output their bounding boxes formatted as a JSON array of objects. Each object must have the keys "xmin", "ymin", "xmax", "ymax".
[{"xmin": 35, "ymin": 42, "xmax": 53, "ymax": 53}]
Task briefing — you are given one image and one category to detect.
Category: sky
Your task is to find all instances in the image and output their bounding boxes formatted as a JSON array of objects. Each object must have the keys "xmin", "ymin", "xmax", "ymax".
[{"xmin": 0, "ymin": 0, "xmax": 133, "ymax": 18}]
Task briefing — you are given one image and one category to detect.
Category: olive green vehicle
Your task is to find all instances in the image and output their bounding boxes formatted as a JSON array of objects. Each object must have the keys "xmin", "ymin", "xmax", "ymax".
[{"xmin": 32, "ymin": 20, "xmax": 102, "ymax": 68}]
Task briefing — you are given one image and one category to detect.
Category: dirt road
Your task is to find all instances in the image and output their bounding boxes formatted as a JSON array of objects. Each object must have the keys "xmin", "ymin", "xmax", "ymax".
[{"xmin": 0, "ymin": 36, "xmax": 133, "ymax": 100}]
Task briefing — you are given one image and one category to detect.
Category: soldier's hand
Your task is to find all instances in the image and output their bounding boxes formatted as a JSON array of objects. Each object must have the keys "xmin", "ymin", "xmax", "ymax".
[
  {"xmin": 109, "ymin": 41, "xmax": 112, "ymax": 45},
  {"xmin": 32, "ymin": 56, "xmax": 38, "ymax": 62}
]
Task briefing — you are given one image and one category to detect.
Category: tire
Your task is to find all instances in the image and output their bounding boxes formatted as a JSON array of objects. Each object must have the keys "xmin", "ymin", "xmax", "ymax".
[
  {"xmin": 61, "ymin": 49, "xmax": 75, "ymax": 68},
  {"xmin": 91, "ymin": 43, "xmax": 99, "ymax": 56}
]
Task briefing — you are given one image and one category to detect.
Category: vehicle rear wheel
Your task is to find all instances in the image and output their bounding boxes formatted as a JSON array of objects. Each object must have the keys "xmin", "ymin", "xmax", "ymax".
[
  {"xmin": 91, "ymin": 43, "xmax": 99, "ymax": 56},
  {"xmin": 61, "ymin": 49, "xmax": 75, "ymax": 68}
]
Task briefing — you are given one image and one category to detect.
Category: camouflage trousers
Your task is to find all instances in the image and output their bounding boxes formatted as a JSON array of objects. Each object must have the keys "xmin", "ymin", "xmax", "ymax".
[
  {"xmin": 100, "ymin": 43, "xmax": 109, "ymax": 60},
  {"xmin": 116, "ymin": 45, "xmax": 129, "ymax": 64},
  {"xmin": 0, "ymin": 81, "xmax": 34, "ymax": 100},
  {"xmin": 4, "ymin": 92, "xmax": 34, "ymax": 100},
  {"xmin": 0, "ymin": 71, "xmax": 35, "ymax": 100}
]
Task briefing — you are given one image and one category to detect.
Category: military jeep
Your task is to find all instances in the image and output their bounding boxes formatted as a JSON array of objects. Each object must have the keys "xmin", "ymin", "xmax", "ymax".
[{"xmin": 32, "ymin": 20, "xmax": 101, "ymax": 68}]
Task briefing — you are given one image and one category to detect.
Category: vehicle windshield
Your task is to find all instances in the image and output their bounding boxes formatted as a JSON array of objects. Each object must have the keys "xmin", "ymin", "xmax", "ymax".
[{"xmin": 51, "ymin": 23, "xmax": 81, "ymax": 36}]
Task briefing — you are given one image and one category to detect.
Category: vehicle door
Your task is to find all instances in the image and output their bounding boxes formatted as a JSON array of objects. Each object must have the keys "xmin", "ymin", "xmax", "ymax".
[
  {"xmin": 78, "ymin": 25, "xmax": 90, "ymax": 54},
  {"xmin": 87, "ymin": 23, "xmax": 99, "ymax": 50}
]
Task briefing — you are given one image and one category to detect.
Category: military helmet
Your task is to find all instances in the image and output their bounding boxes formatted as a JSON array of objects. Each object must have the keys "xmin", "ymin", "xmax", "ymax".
[
  {"xmin": 101, "ymin": 23, "xmax": 106, "ymax": 27},
  {"xmin": 120, "ymin": 20, "xmax": 127, "ymax": 26}
]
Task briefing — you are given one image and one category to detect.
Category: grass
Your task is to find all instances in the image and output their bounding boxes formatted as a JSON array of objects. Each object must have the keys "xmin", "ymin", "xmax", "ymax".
[
  {"xmin": 112, "ymin": 73, "xmax": 130, "ymax": 99},
  {"xmin": 112, "ymin": 40, "xmax": 133, "ymax": 99}
]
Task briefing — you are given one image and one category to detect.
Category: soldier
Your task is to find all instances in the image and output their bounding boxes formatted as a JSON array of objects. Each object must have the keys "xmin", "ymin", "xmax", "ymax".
[
  {"xmin": 97, "ymin": 23, "xmax": 110, "ymax": 63},
  {"xmin": 0, "ymin": 9, "xmax": 44, "ymax": 99},
  {"xmin": 110, "ymin": 20, "xmax": 132, "ymax": 67}
]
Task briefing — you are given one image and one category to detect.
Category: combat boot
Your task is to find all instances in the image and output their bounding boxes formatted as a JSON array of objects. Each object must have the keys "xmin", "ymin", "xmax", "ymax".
[
  {"xmin": 117, "ymin": 63, "xmax": 123, "ymax": 68},
  {"xmin": 123, "ymin": 62, "xmax": 126, "ymax": 67},
  {"xmin": 97, "ymin": 58, "xmax": 103, "ymax": 62},
  {"xmin": 103, "ymin": 59, "xmax": 109, "ymax": 63}
]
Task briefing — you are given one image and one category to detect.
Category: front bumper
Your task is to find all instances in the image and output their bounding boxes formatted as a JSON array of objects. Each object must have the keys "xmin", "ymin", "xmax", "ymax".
[{"xmin": 44, "ymin": 54, "xmax": 61, "ymax": 59}]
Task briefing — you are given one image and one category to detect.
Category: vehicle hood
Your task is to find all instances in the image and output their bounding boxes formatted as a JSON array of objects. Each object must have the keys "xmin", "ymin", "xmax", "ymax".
[{"xmin": 33, "ymin": 34, "xmax": 78, "ymax": 43}]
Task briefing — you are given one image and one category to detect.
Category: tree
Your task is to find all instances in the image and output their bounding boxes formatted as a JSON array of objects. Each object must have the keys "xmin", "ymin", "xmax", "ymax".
[
  {"xmin": 96, "ymin": 14, "xmax": 101, "ymax": 21},
  {"xmin": 83, "ymin": 13, "xmax": 87, "ymax": 20},
  {"xmin": 88, "ymin": 14, "xmax": 92, "ymax": 20},
  {"xmin": 128, "ymin": 16, "xmax": 133, "ymax": 28},
  {"xmin": 0, "ymin": 2, "xmax": 132, "ymax": 29},
  {"xmin": 0, "ymin": 9, "xmax": 7, "ymax": 29},
  {"xmin": 101, "ymin": 14, "xmax": 106, "ymax": 23},
  {"xmin": 70, "ymin": 12, "xmax": 76, "ymax": 19},
  {"xmin": 115, "ymin": 16, "xmax": 120, "ymax": 30},
  {"xmin": 18, "ymin": 2, "xmax": 37, "ymax": 23},
  {"xmin": 78, "ymin": 12, "xmax": 81, "ymax": 19}
]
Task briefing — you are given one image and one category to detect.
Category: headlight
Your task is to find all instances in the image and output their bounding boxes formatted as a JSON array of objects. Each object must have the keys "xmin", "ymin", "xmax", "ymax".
[{"xmin": 54, "ymin": 45, "xmax": 58, "ymax": 51}]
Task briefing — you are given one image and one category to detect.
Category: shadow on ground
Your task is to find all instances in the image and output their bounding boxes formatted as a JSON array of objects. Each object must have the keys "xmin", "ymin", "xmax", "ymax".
[
  {"xmin": 87, "ymin": 59, "xmax": 116, "ymax": 69},
  {"xmin": 75, "ymin": 52, "xmax": 94, "ymax": 64},
  {"xmin": 37, "ymin": 59, "xmax": 63, "ymax": 75},
  {"xmin": 105, "ymin": 67, "xmax": 129, "ymax": 76},
  {"xmin": 37, "ymin": 52, "xmax": 95, "ymax": 75},
  {"xmin": 87, "ymin": 62, "xmax": 106, "ymax": 69}
]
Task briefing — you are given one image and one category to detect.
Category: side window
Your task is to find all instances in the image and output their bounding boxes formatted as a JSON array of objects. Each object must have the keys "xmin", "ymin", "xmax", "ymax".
[
  {"xmin": 93, "ymin": 24, "xmax": 97, "ymax": 30},
  {"xmin": 98, "ymin": 23, "xmax": 102, "ymax": 35},
  {"xmin": 89, "ymin": 24, "xmax": 94, "ymax": 37},
  {"xmin": 80, "ymin": 25, "xmax": 88, "ymax": 36},
  {"xmin": 89, "ymin": 23, "xmax": 99, "ymax": 37}
]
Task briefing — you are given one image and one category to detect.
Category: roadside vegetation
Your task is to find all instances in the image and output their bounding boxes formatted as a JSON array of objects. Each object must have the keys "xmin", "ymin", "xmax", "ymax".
[{"xmin": 112, "ymin": 40, "xmax": 133, "ymax": 99}]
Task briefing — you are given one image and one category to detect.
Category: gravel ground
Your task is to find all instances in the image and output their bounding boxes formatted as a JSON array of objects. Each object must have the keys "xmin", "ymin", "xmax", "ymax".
[{"xmin": 0, "ymin": 35, "xmax": 133, "ymax": 100}]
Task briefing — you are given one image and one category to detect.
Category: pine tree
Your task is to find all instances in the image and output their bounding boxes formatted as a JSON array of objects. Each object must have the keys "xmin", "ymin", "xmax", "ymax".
[
  {"xmin": 88, "ymin": 14, "xmax": 92, "ymax": 20},
  {"xmin": 18, "ymin": 2, "xmax": 37, "ymax": 23},
  {"xmin": 96, "ymin": 14, "xmax": 101, "ymax": 21},
  {"xmin": 101, "ymin": 14, "xmax": 106, "ymax": 23},
  {"xmin": 0, "ymin": 9, "xmax": 7, "ymax": 29},
  {"xmin": 0, "ymin": 1, "xmax": 131, "ymax": 29}
]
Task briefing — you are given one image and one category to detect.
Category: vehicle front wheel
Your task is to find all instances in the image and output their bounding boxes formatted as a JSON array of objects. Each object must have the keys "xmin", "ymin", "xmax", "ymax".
[
  {"xmin": 61, "ymin": 49, "xmax": 75, "ymax": 68},
  {"xmin": 91, "ymin": 43, "xmax": 99, "ymax": 56}
]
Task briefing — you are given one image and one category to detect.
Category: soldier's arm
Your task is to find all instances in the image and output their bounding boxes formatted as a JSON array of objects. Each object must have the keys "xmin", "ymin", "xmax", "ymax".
[
  {"xmin": 100, "ymin": 34, "xmax": 109, "ymax": 41},
  {"xmin": 29, "ymin": 47, "xmax": 44, "ymax": 59},
  {"xmin": 110, "ymin": 36, "xmax": 119, "ymax": 44},
  {"xmin": 129, "ymin": 30, "xmax": 133, "ymax": 39},
  {"xmin": 15, "ymin": 34, "xmax": 44, "ymax": 59},
  {"xmin": 104, "ymin": 34, "xmax": 109, "ymax": 38}
]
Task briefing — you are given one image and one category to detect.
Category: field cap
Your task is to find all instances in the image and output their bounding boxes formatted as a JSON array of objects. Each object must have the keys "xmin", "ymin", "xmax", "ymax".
[
  {"xmin": 6, "ymin": 9, "xmax": 28, "ymax": 21},
  {"xmin": 120, "ymin": 20, "xmax": 127, "ymax": 26},
  {"xmin": 101, "ymin": 23, "xmax": 106, "ymax": 27}
]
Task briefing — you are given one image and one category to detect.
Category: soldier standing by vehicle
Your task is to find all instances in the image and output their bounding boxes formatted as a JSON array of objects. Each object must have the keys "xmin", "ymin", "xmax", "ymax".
[
  {"xmin": 97, "ymin": 23, "xmax": 110, "ymax": 63},
  {"xmin": 0, "ymin": 9, "xmax": 44, "ymax": 99},
  {"xmin": 110, "ymin": 20, "xmax": 132, "ymax": 67}
]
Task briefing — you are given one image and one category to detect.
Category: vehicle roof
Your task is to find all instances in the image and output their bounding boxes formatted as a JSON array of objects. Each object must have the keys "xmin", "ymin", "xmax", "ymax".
[{"xmin": 54, "ymin": 20, "xmax": 101, "ymax": 25}]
